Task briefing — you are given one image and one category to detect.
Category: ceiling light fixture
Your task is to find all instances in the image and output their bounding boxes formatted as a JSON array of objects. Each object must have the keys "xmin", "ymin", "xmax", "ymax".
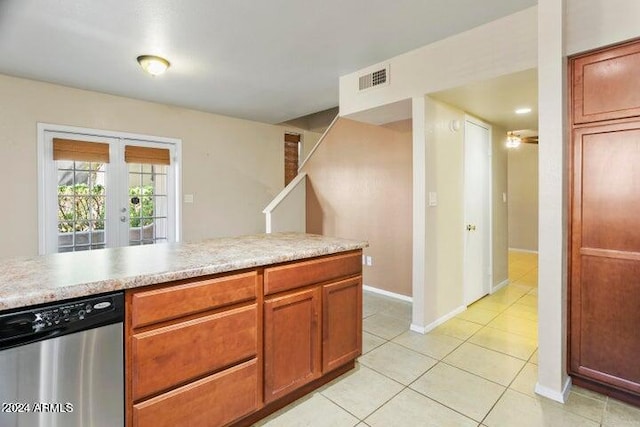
[
  {"xmin": 506, "ymin": 131, "xmax": 521, "ymax": 148},
  {"xmin": 137, "ymin": 55, "xmax": 170, "ymax": 76},
  {"xmin": 515, "ymin": 107, "xmax": 532, "ymax": 115}
]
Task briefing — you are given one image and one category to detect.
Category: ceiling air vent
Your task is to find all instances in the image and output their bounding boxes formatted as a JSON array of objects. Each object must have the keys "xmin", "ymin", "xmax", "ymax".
[{"xmin": 359, "ymin": 65, "xmax": 390, "ymax": 91}]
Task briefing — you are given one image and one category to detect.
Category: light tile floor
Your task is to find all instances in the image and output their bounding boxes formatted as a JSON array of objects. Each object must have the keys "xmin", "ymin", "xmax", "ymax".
[{"xmin": 255, "ymin": 251, "xmax": 640, "ymax": 426}]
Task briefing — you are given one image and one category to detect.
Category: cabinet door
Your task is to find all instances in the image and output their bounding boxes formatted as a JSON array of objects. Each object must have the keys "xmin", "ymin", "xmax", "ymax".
[
  {"xmin": 323, "ymin": 277, "xmax": 362, "ymax": 373},
  {"xmin": 573, "ymin": 39, "xmax": 640, "ymax": 124},
  {"xmin": 264, "ymin": 287, "xmax": 321, "ymax": 403},
  {"xmin": 570, "ymin": 122, "xmax": 640, "ymax": 395}
]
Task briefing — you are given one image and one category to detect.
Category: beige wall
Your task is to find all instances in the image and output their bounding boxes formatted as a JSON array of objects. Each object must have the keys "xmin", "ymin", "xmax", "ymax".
[
  {"xmin": 508, "ymin": 144, "xmax": 539, "ymax": 251},
  {"xmin": 412, "ymin": 97, "xmax": 509, "ymax": 329},
  {"xmin": 300, "ymin": 130, "xmax": 322, "ymax": 164},
  {"xmin": 425, "ymin": 97, "xmax": 465, "ymax": 318},
  {"xmin": 0, "ymin": 74, "xmax": 299, "ymax": 259},
  {"xmin": 492, "ymin": 125, "xmax": 509, "ymax": 286},
  {"xmin": 303, "ymin": 118, "xmax": 413, "ymax": 297}
]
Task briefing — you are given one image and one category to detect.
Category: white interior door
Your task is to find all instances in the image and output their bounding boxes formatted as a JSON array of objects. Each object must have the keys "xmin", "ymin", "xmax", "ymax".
[{"xmin": 463, "ymin": 118, "xmax": 492, "ymax": 305}]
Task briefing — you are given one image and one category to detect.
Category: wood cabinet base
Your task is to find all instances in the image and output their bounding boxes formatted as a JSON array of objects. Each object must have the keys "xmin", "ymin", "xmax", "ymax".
[
  {"xmin": 572, "ymin": 376, "xmax": 640, "ymax": 408},
  {"xmin": 231, "ymin": 361, "xmax": 355, "ymax": 427}
]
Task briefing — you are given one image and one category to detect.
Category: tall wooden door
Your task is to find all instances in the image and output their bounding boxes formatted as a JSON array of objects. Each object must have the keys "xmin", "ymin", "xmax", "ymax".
[
  {"xmin": 570, "ymin": 38, "xmax": 640, "ymax": 404},
  {"xmin": 570, "ymin": 122, "xmax": 640, "ymax": 396}
]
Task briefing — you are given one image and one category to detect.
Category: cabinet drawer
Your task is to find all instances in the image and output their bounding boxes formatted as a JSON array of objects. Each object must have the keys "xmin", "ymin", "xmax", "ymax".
[
  {"xmin": 264, "ymin": 251, "xmax": 361, "ymax": 295},
  {"xmin": 132, "ymin": 304, "xmax": 257, "ymax": 401},
  {"xmin": 130, "ymin": 271, "xmax": 257, "ymax": 328},
  {"xmin": 132, "ymin": 359, "xmax": 258, "ymax": 427}
]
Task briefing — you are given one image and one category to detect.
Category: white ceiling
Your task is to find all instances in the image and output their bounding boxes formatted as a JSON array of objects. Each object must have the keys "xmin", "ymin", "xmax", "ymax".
[
  {"xmin": 431, "ymin": 68, "xmax": 539, "ymax": 132},
  {"xmin": 0, "ymin": 0, "xmax": 536, "ymax": 124}
]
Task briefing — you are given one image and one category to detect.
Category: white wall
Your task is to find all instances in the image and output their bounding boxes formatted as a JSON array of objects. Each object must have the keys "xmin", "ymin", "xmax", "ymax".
[
  {"xmin": 340, "ymin": 0, "xmax": 640, "ymax": 403},
  {"xmin": 340, "ymin": 7, "xmax": 537, "ymax": 118},
  {"xmin": 566, "ymin": 0, "xmax": 640, "ymax": 55},
  {"xmin": 0, "ymin": 74, "xmax": 300, "ymax": 259},
  {"xmin": 537, "ymin": 0, "xmax": 640, "ymax": 402},
  {"xmin": 492, "ymin": 125, "xmax": 509, "ymax": 287},
  {"xmin": 426, "ymin": 97, "xmax": 466, "ymax": 324},
  {"xmin": 264, "ymin": 174, "xmax": 306, "ymax": 234}
]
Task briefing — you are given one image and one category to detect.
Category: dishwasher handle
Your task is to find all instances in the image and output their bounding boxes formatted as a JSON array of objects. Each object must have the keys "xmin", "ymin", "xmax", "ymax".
[{"xmin": 0, "ymin": 328, "xmax": 63, "ymax": 350}]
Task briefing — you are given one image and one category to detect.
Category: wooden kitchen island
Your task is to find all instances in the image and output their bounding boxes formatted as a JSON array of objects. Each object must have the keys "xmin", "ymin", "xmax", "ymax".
[{"xmin": 0, "ymin": 233, "xmax": 367, "ymax": 427}]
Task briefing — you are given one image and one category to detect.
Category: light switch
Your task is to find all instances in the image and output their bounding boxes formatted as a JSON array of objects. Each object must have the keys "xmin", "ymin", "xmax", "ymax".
[
  {"xmin": 428, "ymin": 192, "xmax": 438, "ymax": 207},
  {"xmin": 502, "ymin": 192, "xmax": 507, "ymax": 203},
  {"xmin": 184, "ymin": 194, "xmax": 194, "ymax": 203}
]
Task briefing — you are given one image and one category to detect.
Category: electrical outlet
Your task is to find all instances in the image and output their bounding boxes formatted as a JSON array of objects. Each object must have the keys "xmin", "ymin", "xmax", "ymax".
[
  {"xmin": 184, "ymin": 194, "xmax": 194, "ymax": 203},
  {"xmin": 366, "ymin": 256, "xmax": 373, "ymax": 266}
]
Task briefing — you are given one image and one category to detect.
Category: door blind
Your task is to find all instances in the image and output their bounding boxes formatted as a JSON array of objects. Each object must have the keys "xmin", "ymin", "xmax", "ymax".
[
  {"xmin": 125, "ymin": 145, "xmax": 171, "ymax": 165},
  {"xmin": 53, "ymin": 138, "xmax": 110, "ymax": 163}
]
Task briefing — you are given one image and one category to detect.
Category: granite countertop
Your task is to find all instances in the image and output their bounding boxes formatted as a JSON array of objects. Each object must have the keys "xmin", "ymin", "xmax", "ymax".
[{"xmin": 0, "ymin": 232, "xmax": 367, "ymax": 311}]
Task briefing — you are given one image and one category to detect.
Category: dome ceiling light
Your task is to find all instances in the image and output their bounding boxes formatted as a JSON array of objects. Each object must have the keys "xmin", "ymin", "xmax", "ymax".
[
  {"xmin": 506, "ymin": 131, "xmax": 522, "ymax": 148},
  {"xmin": 137, "ymin": 55, "xmax": 170, "ymax": 76}
]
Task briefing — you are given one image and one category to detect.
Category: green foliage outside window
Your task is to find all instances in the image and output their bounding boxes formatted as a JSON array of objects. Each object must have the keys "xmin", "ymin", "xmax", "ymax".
[
  {"xmin": 57, "ymin": 184, "xmax": 154, "ymax": 232},
  {"xmin": 129, "ymin": 185, "xmax": 155, "ymax": 227}
]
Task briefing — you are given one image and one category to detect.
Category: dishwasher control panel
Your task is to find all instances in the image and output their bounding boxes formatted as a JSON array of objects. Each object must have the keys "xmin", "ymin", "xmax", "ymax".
[
  {"xmin": 33, "ymin": 297, "xmax": 115, "ymax": 331},
  {"xmin": 0, "ymin": 292, "xmax": 124, "ymax": 347}
]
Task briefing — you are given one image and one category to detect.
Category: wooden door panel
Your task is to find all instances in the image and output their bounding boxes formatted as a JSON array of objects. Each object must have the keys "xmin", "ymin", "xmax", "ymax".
[
  {"xmin": 580, "ymin": 127, "xmax": 640, "ymax": 252},
  {"xmin": 573, "ymin": 39, "xmax": 640, "ymax": 123},
  {"xmin": 573, "ymin": 256, "xmax": 640, "ymax": 392},
  {"xmin": 264, "ymin": 287, "xmax": 321, "ymax": 403},
  {"xmin": 570, "ymin": 118, "xmax": 640, "ymax": 400},
  {"xmin": 323, "ymin": 277, "xmax": 362, "ymax": 373}
]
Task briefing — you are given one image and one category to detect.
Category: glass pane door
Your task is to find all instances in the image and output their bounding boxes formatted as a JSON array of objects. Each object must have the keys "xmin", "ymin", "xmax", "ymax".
[
  {"xmin": 42, "ymin": 129, "xmax": 180, "ymax": 254},
  {"xmin": 127, "ymin": 163, "xmax": 169, "ymax": 245},
  {"xmin": 56, "ymin": 161, "xmax": 107, "ymax": 252}
]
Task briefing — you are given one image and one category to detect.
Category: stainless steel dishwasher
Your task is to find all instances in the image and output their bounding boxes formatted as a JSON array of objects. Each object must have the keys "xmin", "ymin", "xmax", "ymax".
[{"xmin": 0, "ymin": 291, "xmax": 124, "ymax": 427}]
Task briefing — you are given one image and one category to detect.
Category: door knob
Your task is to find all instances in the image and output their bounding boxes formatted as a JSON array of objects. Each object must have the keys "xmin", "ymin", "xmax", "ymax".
[
  {"xmin": 466, "ymin": 224, "xmax": 477, "ymax": 231},
  {"xmin": 120, "ymin": 216, "xmax": 127, "ymax": 223}
]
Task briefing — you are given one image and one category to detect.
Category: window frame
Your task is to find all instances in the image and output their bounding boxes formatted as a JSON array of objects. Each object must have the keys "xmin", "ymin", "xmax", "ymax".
[{"xmin": 37, "ymin": 123, "xmax": 182, "ymax": 255}]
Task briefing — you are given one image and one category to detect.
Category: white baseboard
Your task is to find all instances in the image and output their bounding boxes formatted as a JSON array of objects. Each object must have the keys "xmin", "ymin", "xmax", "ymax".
[
  {"xmin": 363, "ymin": 285, "xmax": 412, "ymax": 303},
  {"xmin": 491, "ymin": 279, "xmax": 509, "ymax": 294},
  {"xmin": 410, "ymin": 305, "xmax": 466, "ymax": 335},
  {"xmin": 509, "ymin": 247, "xmax": 539, "ymax": 254},
  {"xmin": 409, "ymin": 324, "xmax": 428, "ymax": 334},
  {"xmin": 535, "ymin": 377, "xmax": 572, "ymax": 403}
]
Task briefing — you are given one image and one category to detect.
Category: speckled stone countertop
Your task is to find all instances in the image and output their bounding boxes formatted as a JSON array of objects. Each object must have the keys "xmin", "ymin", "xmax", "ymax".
[{"xmin": 0, "ymin": 232, "xmax": 367, "ymax": 311}]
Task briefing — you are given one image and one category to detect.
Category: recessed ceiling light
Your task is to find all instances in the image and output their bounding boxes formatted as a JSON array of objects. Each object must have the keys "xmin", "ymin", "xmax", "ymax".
[
  {"xmin": 137, "ymin": 55, "xmax": 170, "ymax": 76},
  {"xmin": 515, "ymin": 107, "xmax": 532, "ymax": 115}
]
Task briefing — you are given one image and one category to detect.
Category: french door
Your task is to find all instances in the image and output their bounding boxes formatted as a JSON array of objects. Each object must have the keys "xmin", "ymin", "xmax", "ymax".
[{"xmin": 38, "ymin": 125, "xmax": 181, "ymax": 254}]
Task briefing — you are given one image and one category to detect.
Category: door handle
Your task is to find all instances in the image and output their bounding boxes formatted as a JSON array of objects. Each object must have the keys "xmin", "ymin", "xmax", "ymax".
[{"xmin": 466, "ymin": 224, "xmax": 477, "ymax": 231}]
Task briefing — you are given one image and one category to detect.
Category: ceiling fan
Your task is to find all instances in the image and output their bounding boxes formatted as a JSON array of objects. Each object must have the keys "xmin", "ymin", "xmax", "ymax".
[{"xmin": 506, "ymin": 131, "xmax": 538, "ymax": 148}]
